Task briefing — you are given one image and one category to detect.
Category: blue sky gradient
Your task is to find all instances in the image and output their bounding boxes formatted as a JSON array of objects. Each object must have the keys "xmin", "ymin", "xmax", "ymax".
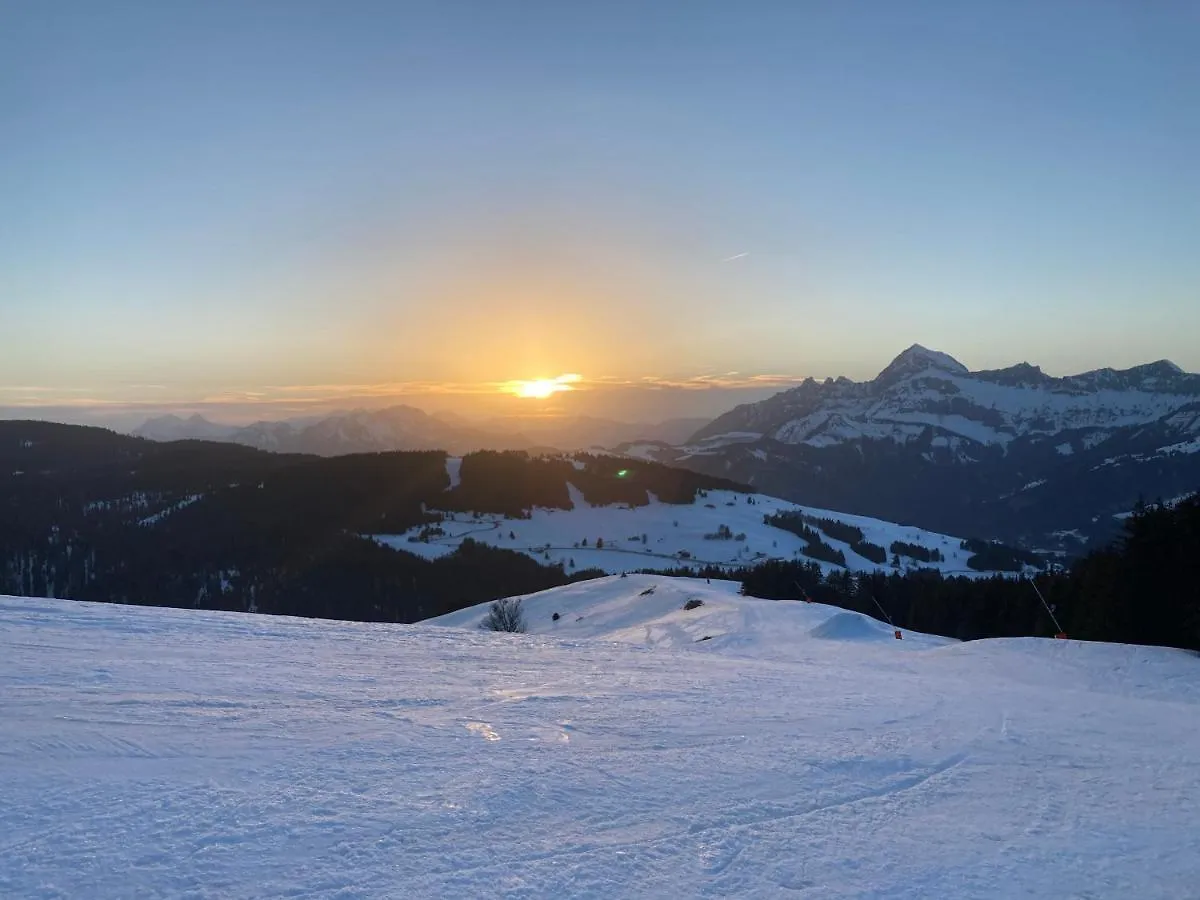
[{"xmin": 3, "ymin": 1, "xmax": 1198, "ymax": 422}]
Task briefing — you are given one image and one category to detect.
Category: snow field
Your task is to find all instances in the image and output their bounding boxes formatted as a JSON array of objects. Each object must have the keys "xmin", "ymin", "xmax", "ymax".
[
  {"xmin": 376, "ymin": 485, "xmax": 995, "ymax": 577},
  {"xmin": 3, "ymin": 580, "xmax": 1199, "ymax": 898}
]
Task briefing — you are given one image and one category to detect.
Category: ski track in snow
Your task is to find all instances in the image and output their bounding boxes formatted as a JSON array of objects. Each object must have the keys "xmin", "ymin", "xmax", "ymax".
[{"xmin": 2, "ymin": 579, "xmax": 1199, "ymax": 899}]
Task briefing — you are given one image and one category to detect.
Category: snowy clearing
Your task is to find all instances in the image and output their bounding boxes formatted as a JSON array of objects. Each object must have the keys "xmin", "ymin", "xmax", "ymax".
[
  {"xmin": 2, "ymin": 580, "xmax": 1198, "ymax": 898},
  {"xmin": 375, "ymin": 487, "xmax": 998, "ymax": 577}
]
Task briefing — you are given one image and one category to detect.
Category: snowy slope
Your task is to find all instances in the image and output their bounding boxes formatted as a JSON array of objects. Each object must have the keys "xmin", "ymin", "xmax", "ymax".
[
  {"xmin": 374, "ymin": 485, "xmax": 999, "ymax": 576},
  {"xmin": 3, "ymin": 588, "xmax": 1198, "ymax": 898},
  {"xmin": 431, "ymin": 574, "xmax": 953, "ymax": 658}
]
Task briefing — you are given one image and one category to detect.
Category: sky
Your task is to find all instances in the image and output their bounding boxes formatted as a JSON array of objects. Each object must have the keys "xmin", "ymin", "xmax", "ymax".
[{"xmin": 3, "ymin": 1, "xmax": 1198, "ymax": 427}]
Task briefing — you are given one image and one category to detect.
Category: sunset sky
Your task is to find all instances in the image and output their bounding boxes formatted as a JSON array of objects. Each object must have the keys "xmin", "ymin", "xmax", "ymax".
[{"xmin": 3, "ymin": 1, "xmax": 1198, "ymax": 427}]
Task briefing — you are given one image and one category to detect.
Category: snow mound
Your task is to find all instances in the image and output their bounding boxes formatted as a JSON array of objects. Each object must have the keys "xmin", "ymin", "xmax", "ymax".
[
  {"xmin": 430, "ymin": 574, "xmax": 951, "ymax": 658},
  {"xmin": 808, "ymin": 610, "xmax": 896, "ymax": 642}
]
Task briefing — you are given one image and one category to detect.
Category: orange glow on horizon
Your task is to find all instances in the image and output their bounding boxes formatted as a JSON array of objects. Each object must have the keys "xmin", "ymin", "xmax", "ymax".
[{"xmin": 504, "ymin": 374, "xmax": 582, "ymax": 399}]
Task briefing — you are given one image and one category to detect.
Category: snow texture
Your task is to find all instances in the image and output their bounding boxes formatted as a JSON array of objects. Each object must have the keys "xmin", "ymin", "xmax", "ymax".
[
  {"xmin": 374, "ymin": 488, "xmax": 992, "ymax": 576},
  {"xmin": 1156, "ymin": 438, "xmax": 1200, "ymax": 456},
  {"xmin": 3, "ymin": 579, "xmax": 1198, "ymax": 898}
]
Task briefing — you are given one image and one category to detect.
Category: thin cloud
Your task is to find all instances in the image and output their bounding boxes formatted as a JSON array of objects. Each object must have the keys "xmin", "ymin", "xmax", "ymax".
[
  {"xmin": 721, "ymin": 252, "xmax": 749, "ymax": 262},
  {"xmin": 0, "ymin": 372, "xmax": 811, "ymax": 415}
]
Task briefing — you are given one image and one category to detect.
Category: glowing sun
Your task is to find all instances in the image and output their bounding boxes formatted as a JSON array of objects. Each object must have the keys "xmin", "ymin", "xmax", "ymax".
[{"xmin": 505, "ymin": 373, "xmax": 582, "ymax": 399}]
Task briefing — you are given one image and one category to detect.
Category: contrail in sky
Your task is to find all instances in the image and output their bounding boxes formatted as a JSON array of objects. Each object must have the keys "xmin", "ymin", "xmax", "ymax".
[{"xmin": 721, "ymin": 252, "xmax": 749, "ymax": 262}]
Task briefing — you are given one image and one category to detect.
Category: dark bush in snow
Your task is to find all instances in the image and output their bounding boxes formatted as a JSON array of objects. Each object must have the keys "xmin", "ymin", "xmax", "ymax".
[
  {"xmin": 683, "ymin": 598, "xmax": 704, "ymax": 611},
  {"xmin": 480, "ymin": 597, "xmax": 526, "ymax": 633}
]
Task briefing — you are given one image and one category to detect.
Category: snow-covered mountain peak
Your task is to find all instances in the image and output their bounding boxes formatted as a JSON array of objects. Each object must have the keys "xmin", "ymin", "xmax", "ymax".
[
  {"xmin": 668, "ymin": 346, "xmax": 1200, "ymax": 555},
  {"xmin": 874, "ymin": 344, "xmax": 969, "ymax": 384},
  {"xmin": 691, "ymin": 345, "xmax": 1200, "ymax": 451}
]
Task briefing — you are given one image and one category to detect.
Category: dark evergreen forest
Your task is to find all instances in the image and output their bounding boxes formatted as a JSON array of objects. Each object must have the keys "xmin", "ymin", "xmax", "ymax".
[{"xmin": 736, "ymin": 495, "xmax": 1200, "ymax": 652}]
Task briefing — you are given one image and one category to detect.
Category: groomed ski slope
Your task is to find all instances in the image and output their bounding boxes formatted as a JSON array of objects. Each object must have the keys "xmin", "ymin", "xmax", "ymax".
[{"xmin": 3, "ymin": 579, "xmax": 1199, "ymax": 898}]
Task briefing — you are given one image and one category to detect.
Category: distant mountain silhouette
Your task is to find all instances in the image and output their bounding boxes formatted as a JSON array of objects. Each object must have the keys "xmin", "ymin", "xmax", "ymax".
[{"xmin": 134, "ymin": 407, "xmax": 711, "ymax": 456}]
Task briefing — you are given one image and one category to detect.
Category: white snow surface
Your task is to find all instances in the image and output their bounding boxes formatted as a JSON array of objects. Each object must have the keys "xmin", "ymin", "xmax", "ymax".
[
  {"xmin": 1156, "ymin": 437, "xmax": 1200, "ymax": 456},
  {"xmin": 621, "ymin": 442, "xmax": 667, "ymax": 461},
  {"xmin": 444, "ymin": 456, "xmax": 463, "ymax": 490},
  {"xmin": 374, "ymin": 488, "xmax": 990, "ymax": 576},
  {"xmin": 3, "ymin": 580, "xmax": 1199, "ymax": 898},
  {"xmin": 431, "ymin": 575, "xmax": 950, "ymax": 658}
]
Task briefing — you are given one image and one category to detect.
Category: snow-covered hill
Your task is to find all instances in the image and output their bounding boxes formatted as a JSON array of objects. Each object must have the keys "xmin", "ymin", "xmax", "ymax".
[
  {"xmin": 431, "ymin": 574, "xmax": 954, "ymax": 657},
  {"xmin": 374, "ymin": 478, "xmax": 1017, "ymax": 576},
  {"xmin": 3, "ymin": 586, "xmax": 1198, "ymax": 898}
]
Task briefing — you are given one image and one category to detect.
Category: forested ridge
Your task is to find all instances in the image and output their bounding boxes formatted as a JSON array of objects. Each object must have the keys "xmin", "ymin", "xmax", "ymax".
[
  {"xmin": 3, "ymin": 421, "xmax": 1195, "ymax": 650},
  {"xmin": 0, "ymin": 422, "xmax": 735, "ymax": 621}
]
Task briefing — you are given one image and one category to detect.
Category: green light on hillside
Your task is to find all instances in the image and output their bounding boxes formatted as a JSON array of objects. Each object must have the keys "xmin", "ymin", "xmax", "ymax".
[{"xmin": 617, "ymin": 469, "xmax": 629, "ymax": 478}]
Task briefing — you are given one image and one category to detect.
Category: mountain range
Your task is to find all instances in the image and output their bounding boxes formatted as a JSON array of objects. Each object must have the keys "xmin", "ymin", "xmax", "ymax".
[
  {"xmin": 128, "ymin": 344, "xmax": 1200, "ymax": 556},
  {"xmin": 134, "ymin": 408, "xmax": 709, "ymax": 457},
  {"xmin": 626, "ymin": 345, "xmax": 1200, "ymax": 555}
]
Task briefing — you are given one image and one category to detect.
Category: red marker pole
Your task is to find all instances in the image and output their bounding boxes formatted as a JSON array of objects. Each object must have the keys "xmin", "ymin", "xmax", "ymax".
[
  {"xmin": 866, "ymin": 593, "xmax": 902, "ymax": 639},
  {"xmin": 1026, "ymin": 575, "xmax": 1067, "ymax": 640}
]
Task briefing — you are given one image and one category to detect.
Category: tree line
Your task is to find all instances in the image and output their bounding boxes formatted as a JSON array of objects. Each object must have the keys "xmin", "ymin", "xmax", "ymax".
[{"xmin": 740, "ymin": 495, "xmax": 1199, "ymax": 651}]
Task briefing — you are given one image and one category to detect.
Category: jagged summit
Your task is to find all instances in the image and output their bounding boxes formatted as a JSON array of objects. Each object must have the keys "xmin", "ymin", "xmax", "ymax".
[
  {"xmin": 1134, "ymin": 359, "xmax": 1185, "ymax": 377},
  {"xmin": 690, "ymin": 344, "xmax": 1200, "ymax": 452},
  {"xmin": 975, "ymin": 362, "xmax": 1051, "ymax": 388},
  {"xmin": 874, "ymin": 344, "xmax": 969, "ymax": 384}
]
